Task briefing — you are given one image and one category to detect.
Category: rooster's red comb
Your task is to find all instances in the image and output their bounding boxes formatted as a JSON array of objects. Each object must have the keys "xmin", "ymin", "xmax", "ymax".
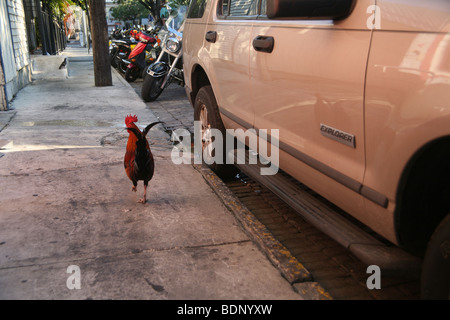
[{"xmin": 125, "ymin": 114, "xmax": 138, "ymax": 127}]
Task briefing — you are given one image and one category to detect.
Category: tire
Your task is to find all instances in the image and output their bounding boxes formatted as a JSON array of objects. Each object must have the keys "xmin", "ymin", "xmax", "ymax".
[
  {"xmin": 111, "ymin": 51, "xmax": 118, "ymax": 68},
  {"xmin": 141, "ymin": 75, "xmax": 164, "ymax": 102},
  {"xmin": 142, "ymin": 65, "xmax": 150, "ymax": 80},
  {"xmin": 421, "ymin": 213, "xmax": 450, "ymax": 299},
  {"xmin": 113, "ymin": 54, "xmax": 123, "ymax": 69},
  {"xmin": 193, "ymin": 85, "xmax": 231, "ymax": 177},
  {"xmin": 125, "ymin": 67, "xmax": 139, "ymax": 82},
  {"xmin": 118, "ymin": 61, "xmax": 128, "ymax": 74}
]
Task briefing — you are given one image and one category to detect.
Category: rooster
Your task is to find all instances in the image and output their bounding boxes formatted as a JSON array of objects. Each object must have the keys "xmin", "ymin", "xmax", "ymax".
[{"xmin": 124, "ymin": 114, "xmax": 162, "ymax": 203}]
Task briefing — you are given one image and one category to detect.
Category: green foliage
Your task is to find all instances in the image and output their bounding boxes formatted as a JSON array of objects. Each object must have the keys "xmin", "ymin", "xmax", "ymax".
[
  {"xmin": 168, "ymin": 0, "xmax": 190, "ymax": 9},
  {"xmin": 111, "ymin": 0, "xmax": 151, "ymax": 22},
  {"xmin": 114, "ymin": 0, "xmax": 159, "ymax": 19},
  {"xmin": 114, "ymin": 0, "xmax": 190, "ymax": 20},
  {"xmin": 41, "ymin": 0, "xmax": 75, "ymax": 19},
  {"xmin": 71, "ymin": 0, "xmax": 88, "ymax": 11}
]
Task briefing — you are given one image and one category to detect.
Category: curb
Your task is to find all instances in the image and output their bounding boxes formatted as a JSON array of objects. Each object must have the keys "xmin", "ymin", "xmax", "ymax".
[
  {"xmin": 193, "ymin": 163, "xmax": 333, "ymax": 300},
  {"xmin": 111, "ymin": 65, "xmax": 132, "ymax": 88}
]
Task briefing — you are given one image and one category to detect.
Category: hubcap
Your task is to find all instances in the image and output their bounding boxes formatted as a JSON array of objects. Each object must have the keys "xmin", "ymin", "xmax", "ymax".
[{"xmin": 199, "ymin": 104, "xmax": 213, "ymax": 162}]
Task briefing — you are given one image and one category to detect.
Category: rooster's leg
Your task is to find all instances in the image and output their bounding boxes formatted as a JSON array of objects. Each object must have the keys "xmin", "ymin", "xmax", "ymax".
[
  {"xmin": 138, "ymin": 184, "xmax": 147, "ymax": 204},
  {"xmin": 132, "ymin": 181, "xmax": 137, "ymax": 192}
]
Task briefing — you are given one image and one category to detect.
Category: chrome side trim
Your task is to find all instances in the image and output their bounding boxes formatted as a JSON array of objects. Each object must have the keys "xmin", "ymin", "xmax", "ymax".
[{"xmin": 278, "ymin": 139, "xmax": 362, "ymax": 193}]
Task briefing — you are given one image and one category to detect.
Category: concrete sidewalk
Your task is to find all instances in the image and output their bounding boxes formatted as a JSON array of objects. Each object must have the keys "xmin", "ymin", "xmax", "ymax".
[{"xmin": 0, "ymin": 46, "xmax": 308, "ymax": 300}]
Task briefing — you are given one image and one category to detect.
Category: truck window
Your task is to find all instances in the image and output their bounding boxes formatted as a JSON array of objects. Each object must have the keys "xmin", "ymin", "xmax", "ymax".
[{"xmin": 219, "ymin": 0, "xmax": 259, "ymax": 17}]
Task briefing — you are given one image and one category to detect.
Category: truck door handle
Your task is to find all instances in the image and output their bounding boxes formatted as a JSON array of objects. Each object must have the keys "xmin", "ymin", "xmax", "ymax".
[
  {"xmin": 205, "ymin": 31, "xmax": 217, "ymax": 43},
  {"xmin": 252, "ymin": 36, "xmax": 274, "ymax": 53}
]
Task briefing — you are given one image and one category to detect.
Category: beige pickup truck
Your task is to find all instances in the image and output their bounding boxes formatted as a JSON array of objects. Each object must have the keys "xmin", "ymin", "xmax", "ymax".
[{"xmin": 182, "ymin": 0, "xmax": 450, "ymax": 299}]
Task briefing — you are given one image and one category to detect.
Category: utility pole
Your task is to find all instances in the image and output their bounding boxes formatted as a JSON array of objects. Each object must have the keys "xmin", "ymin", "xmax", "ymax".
[{"xmin": 88, "ymin": 0, "xmax": 112, "ymax": 86}]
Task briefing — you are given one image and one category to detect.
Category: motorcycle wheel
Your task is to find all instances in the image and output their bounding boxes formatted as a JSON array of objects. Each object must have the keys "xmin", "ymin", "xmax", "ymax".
[
  {"xmin": 118, "ymin": 61, "xmax": 128, "ymax": 74},
  {"xmin": 141, "ymin": 65, "xmax": 150, "ymax": 80},
  {"xmin": 125, "ymin": 68, "xmax": 139, "ymax": 82},
  {"xmin": 111, "ymin": 52, "xmax": 118, "ymax": 68},
  {"xmin": 141, "ymin": 75, "xmax": 164, "ymax": 102},
  {"xmin": 114, "ymin": 54, "xmax": 124, "ymax": 70}
]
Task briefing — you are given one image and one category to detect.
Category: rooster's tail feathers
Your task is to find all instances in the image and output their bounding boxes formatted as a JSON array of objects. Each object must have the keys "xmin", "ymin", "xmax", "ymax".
[{"xmin": 143, "ymin": 121, "xmax": 163, "ymax": 137}]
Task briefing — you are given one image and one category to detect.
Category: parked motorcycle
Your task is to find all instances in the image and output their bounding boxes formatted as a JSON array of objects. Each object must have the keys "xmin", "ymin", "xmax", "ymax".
[
  {"xmin": 110, "ymin": 27, "xmax": 126, "ymax": 40},
  {"xmin": 122, "ymin": 31, "xmax": 158, "ymax": 82},
  {"xmin": 110, "ymin": 37, "xmax": 136, "ymax": 72},
  {"xmin": 109, "ymin": 28, "xmax": 144, "ymax": 72},
  {"xmin": 141, "ymin": 6, "xmax": 187, "ymax": 102}
]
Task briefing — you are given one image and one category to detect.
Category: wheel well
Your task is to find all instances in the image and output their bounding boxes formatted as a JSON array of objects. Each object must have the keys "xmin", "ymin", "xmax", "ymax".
[
  {"xmin": 190, "ymin": 65, "xmax": 210, "ymax": 103},
  {"xmin": 395, "ymin": 136, "xmax": 450, "ymax": 257}
]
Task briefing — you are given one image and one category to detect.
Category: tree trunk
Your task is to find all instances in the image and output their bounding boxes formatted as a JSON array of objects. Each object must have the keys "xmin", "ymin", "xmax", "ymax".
[{"xmin": 88, "ymin": 0, "xmax": 112, "ymax": 86}]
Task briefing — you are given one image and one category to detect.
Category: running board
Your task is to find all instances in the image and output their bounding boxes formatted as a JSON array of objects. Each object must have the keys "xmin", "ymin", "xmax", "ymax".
[{"xmin": 233, "ymin": 155, "xmax": 422, "ymax": 279}]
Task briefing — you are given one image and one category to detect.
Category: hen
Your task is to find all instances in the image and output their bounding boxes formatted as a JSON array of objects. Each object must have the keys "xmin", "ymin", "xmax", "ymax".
[{"xmin": 124, "ymin": 114, "xmax": 162, "ymax": 203}]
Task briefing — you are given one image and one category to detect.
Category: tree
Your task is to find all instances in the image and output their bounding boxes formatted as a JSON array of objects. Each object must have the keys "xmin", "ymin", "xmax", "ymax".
[
  {"xmin": 114, "ymin": 0, "xmax": 161, "ymax": 23},
  {"xmin": 168, "ymin": 0, "xmax": 190, "ymax": 9},
  {"xmin": 88, "ymin": 0, "xmax": 112, "ymax": 86},
  {"xmin": 110, "ymin": 0, "xmax": 150, "ymax": 25},
  {"xmin": 41, "ymin": 0, "xmax": 74, "ymax": 19},
  {"xmin": 71, "ymin": 0, "xmax": 88, "ymax": 12}
]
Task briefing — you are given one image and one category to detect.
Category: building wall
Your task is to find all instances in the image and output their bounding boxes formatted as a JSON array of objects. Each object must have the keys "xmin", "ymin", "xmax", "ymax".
[
  {"xmin": 0, "ymin": 0, "xmax": 31, "ymax": 111},
  {"xmin": 106, "ymin": 0, "xmax": 121, "ymax": 33},
  {"xmin": 0, "ymin": 51, "xmax": 7, "ymax": 111}
]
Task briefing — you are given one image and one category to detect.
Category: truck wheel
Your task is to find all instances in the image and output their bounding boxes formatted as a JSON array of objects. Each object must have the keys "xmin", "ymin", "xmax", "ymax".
[
  {"xmin": 194, "ymin": 85, "xmax": 230, "ymax": 176},
  {"xmin": 421, "ymin": 214, "xmax": 450, "ymax": 299},
  {"xmin": 141, "ymin": 75, "xmax": 164, "ymax": 102}
]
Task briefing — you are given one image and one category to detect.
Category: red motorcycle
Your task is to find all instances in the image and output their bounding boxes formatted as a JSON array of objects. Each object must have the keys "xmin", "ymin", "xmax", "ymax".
[{"xmin": 122, "ymin": 32, "xmax": 157, "ymax": 82}]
